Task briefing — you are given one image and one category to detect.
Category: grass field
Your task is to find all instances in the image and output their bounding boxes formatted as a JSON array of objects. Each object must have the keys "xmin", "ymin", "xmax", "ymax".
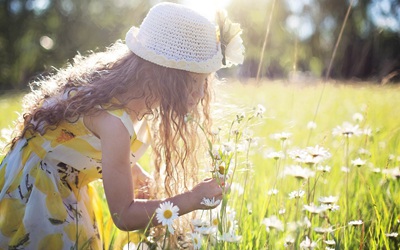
[{"xmin": 0, "ymin": 81, "xmax": 399, "ymax": 249}]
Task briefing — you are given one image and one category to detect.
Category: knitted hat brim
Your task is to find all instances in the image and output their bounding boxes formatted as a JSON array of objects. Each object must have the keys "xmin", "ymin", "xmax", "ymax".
[{"xmin": 125, "ymin": 27, "xmax": 223, "ymax": 74}]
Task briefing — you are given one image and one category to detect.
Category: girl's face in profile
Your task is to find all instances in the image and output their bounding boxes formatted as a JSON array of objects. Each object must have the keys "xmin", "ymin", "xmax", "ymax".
[{"xmin": 187, "ymin": 73, "xmax": 208, "ymax": 108}]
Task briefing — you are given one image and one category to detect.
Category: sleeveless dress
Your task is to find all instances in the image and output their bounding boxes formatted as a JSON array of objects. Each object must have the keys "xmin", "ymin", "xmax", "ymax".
[{"xmin": 0, "ymin": 108, "xmax": 151, "ymax": 250}]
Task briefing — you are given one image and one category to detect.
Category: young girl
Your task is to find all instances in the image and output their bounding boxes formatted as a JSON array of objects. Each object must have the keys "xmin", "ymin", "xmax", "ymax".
[{"xmin": 0, "ymin": 2, "xmax": 244, "ymax": 249}]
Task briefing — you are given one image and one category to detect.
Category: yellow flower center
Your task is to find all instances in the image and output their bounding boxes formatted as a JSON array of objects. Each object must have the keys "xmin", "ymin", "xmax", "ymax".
[
  {"xmin": 212, "ymin": 218, "xmax": 219, "ymax": 226},
  {"xmin": 218, "ymin": 166, "xmax": 225, "ymax": 175},
  {"xmin": 194, "ymin": 238, "xmax": 198, "ymax": 244},
  {"xmin": 163, "ymin": 209, "xmax": 173, "ymax": 219}
]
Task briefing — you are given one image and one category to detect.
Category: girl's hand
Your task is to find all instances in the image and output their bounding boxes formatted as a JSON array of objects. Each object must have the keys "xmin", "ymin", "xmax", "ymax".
[
  {"xmin": 131, "ymin": 163, "xmax": 155, "ymax": 199},
  {"xmin": 190, "ymin": 178, "xmax": 225, "ymax": 210}
]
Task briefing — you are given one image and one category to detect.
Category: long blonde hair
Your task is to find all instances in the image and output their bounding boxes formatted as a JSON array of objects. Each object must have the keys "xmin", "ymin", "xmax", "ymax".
[{"xmin": 12, "ymin": 41, "xmax": 212, "ymax": 197}]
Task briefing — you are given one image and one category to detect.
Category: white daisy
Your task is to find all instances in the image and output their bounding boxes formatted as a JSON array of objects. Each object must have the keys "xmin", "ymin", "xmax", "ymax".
[
  {"xmin": 316, "ymin": 165, "xmax": 331, "ymax": 173},
  {"xmin": 155, "ymin": 201, "xmax": 179, "ymax": 234},
  {"xmin": 267, "ymin": 188, "xmax": 279, "ymax": 196},
  {"xmin": 230, "ymin": 182, "xmax": 244, "ymax": 195},
  {"xmin": 341, "ymin": 166, "xmax": 350, "ymax": 173},
  {"xmin": 324, "ymin": 239, "xmax": 336, "ymax": 245},
  {"xmin": 270, "ymin": 132, "xmax": 292, "ymax": 141},
  {"xmin": 307, "ymin": 121, "xmax": 317, "ymax": 130},
  {"xmin": 318, "ymin": 196, "xmax": 339, "ymax": 204},
  {"xmin": 262, "ymin": 215, "xmax": 284, "ymax": 232},
  {"xmin": 314, "ymin": 226, "xmax": 334, "ymax": 234},
  {"xmin": 284, "ymin": 165, "xmax": 315, "ymax": 180},
  {"xmin": 363, "ymin": 127, "xmax": 373, "ymax": 136},
  {"xmin": 284, "ymin": 236, "xmax": 295, "ymax": 247},
  {"xmin": 385, "ymin": 232, "xmax": 398, "ymax": 238},
  {"xmin": 358, "ymin": 148, "xmax": 371, "ymax": 156},
  {"xmin": 299, "ymin": 236, "xmax": 317, "ymax": 249},
  {"xmin": 122, "ymin": 242, "xmax": 137, "ymax": 250},
  {"xmin": 212, "ymin": 162, "xmax": 233, "ymax": 179},
  {"xmin": 200, "ymin": 197, "xmax": 221, "ymax": 207},
  {"xmin": 332, "ymin": 122, "xmax": 362, "ymax": 137},
  {"xmin": 191, "ymin": 218, "xmax": 207, "ymax": 228},
  {"xmin": 123, "ymin": 242, "xmax": 150, "ymax": 250},
  {"xmin": 303, "ymin": 203, "xmax": 328, "ymax": 214},
  {"xmin": 352, "ymin": 112, "xmax": 364, "ymax": 123},
  {"xmin": 289, "ymin": 190, "xmax": 305, "ymax": 199},
  {"xmin": 321, "ymin": 203, "xmax": 340, "ymax": 211},
  {"xmin": 306, "ymin": 145, "xmax": 332, "ymax": 160},
  {"xmin": 217, "ymin": 232, "xmax": 242, "ymax": 242},
  {"xmin": 348, "ymin": 220, "xmax": 363, "ymax": 226},
  {"xmin": 190, "ymin": 232, "xmax": 202, "ymax": 249},
  {"xmin": 264, "ymin": 150, "xmax": 285, "ymax": 160},
  {"xmin": 382, "ymin": 167, "xmax": 400, "ymax": 179},
  {"xmin": 351, "ymin": 158, "xmax": 366, "ymax": 167},
  {"xmin": 254, "ymin": 104, "xmax": 266, "ymax": 117}
]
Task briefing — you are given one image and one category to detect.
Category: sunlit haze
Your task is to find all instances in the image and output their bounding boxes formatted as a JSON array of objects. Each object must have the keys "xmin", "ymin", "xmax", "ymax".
[{"xmin": 181, "ymin": 0, "xmax": 232, "ymax": 20}]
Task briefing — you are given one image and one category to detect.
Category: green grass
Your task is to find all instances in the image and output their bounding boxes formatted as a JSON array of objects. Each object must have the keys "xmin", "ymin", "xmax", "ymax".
[
  {"xmin": 1, "ymin": 81, "xmax": 399, "ymax": 249},
  {"xmin": 209, "ymin": 81, "xmax": 400, "ymax": 250},
  {"xmin": 0, "ymin": 91, "xmax": 25, "ymax": 129}
]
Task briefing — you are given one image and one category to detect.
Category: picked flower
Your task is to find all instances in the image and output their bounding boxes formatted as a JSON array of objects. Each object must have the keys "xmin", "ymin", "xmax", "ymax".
[
  {"xmin": 216, "ymin": 10, "xmax": 244, "ymax": 66},
  {"xmin": 200, "ymin": 197, "xmax": 221, "ymax": 207},
  {"xmin": 155, "ymin": 201, "xmax": 179, "ymax": 234},
  {"xmin": 212, "ymin": 162, "xmax": 232, "ymax": 180}
]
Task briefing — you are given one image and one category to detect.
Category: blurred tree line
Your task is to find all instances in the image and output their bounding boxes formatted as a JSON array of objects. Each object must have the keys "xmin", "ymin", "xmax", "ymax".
[{"xmin": 0, "ymin": 0, "xmax": 399, "ymax": 91}]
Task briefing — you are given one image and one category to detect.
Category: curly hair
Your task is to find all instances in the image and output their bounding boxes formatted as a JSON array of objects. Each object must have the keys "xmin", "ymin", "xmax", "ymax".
[{"xmin": 12, "ymin": 41, "xmax": 213, "ymax": 198}]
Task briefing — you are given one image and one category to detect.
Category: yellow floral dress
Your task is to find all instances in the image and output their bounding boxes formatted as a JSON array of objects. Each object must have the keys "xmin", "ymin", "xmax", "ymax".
[{"xmin": 0, "ymin": 108, "xmax": 150, "ymax": 250}]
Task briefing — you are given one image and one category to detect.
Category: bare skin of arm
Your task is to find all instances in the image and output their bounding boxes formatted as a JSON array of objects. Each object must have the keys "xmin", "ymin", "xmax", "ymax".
[{"xmin": 84, "ymin": 111, "xmax": 223, "ymax": 231}]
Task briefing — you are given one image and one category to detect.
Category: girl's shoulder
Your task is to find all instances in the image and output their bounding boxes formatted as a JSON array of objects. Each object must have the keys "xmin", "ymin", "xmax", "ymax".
[{"xmin": 83, "ymin": 107, "xmax": 150, "ymax": 144}]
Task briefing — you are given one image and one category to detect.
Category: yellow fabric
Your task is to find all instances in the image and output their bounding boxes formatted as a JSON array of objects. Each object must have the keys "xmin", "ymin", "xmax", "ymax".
[{"xmin": 0, "ymin": 109, "xmax": 150, "ymax": 249}]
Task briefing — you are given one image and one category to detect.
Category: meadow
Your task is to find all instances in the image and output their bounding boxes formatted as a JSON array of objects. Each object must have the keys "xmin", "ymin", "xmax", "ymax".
[{"xmin": 0, "ymin": 81, "xmax": 399, "ymax": 249}]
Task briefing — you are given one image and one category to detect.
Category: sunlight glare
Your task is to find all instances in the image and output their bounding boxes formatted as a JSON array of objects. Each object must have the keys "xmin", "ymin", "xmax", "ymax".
[{"xmin": 181, "ymin": 0, "xmax": 231, "ymax": 20}]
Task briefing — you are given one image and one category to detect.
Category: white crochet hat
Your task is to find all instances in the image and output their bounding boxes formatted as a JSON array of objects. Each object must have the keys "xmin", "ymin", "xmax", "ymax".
[{"xmin": 125, "ymin": 2, "xmax": 224, "ymax": 74}]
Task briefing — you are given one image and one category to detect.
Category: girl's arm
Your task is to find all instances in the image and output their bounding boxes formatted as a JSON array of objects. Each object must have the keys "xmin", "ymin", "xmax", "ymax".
[
  {"xmin": 85, "ymin": 111, "xmax": 223, "ymax": 230},
  {"xmin": 131, "ymin": 163, "xmax": 155, "ymax": 199}
]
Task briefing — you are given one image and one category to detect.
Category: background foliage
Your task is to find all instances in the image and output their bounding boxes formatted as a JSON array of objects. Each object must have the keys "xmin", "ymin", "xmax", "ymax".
[{"xmin": 0, "ymin": 0, "xmax": 399, "ymax": 92}]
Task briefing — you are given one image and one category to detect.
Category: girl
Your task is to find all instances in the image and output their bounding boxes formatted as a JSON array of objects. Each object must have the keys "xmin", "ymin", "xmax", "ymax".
[{"xmin": 0, "ymin": 2, "xmax": 244, "ymax": 249}]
